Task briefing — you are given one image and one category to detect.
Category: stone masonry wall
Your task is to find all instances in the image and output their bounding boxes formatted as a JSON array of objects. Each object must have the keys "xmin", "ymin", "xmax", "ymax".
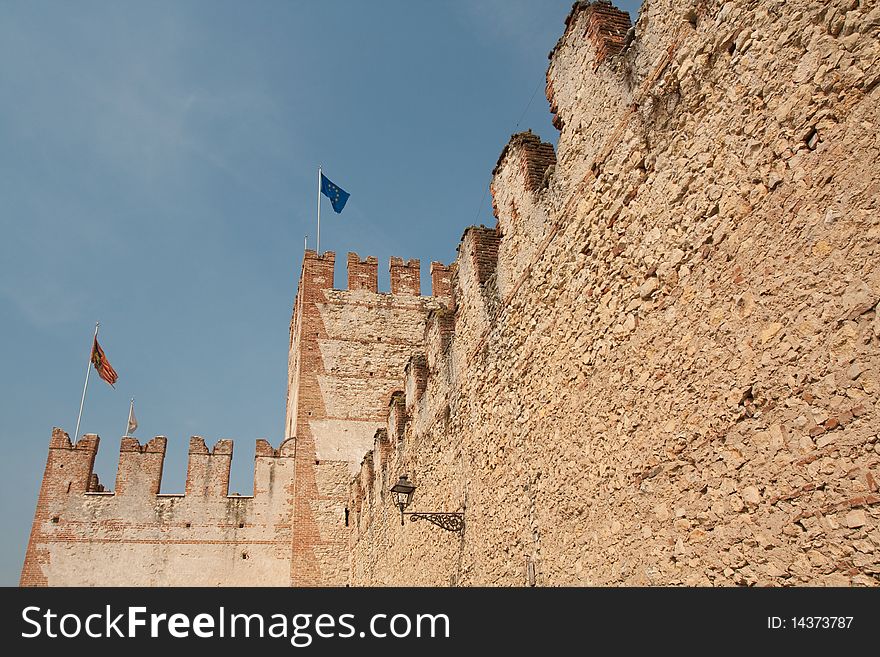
[
  {"xmin": 492, "ymin": 131, "xmax": 557, "ymax": 299},
  {"xmin": 286, "ymin": 250, "xmax": 449, "ymax": 585},
  {"xmin": 348, "ymin": 0, "xmax": 880, "ymax": 586},
  {"xmin": 21, "ymin": 0, "xmax": 880, "ymax": 588},
  {"xmin": 21, "ymin": 429, "xmax": 295, "ymax": 586}
]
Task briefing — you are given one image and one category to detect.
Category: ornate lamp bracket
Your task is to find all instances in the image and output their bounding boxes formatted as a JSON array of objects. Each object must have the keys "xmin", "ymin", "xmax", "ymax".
[
  {"xmin": 404, "ymin": 512, "xmax": 464, "ymax": 534},
  {"xmin": 390, "ymin": 474, "xmax": 464, "ymax": 534}
]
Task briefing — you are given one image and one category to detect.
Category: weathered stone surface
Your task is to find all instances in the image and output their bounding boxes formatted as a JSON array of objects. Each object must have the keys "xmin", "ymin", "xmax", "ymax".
[
  {"xmin": 742, "ymin": 486, "xmax": 761, "ymax": 506},
  {"xmin": 21, "ymin": 0, "xmax": 880, "ymax": 588},
  {"xmin": 284, "ymin": 251, "xmax": 447, "ymax": 586},
  {"xmin": 845, "ymin": 510, "xmax": 867, "ymax": 529},
  {"xmin": 346, "ymin": 0, "xmax": 880, "ymax": 587},
  {"xmin": 21, "ymin": 430, "xmax": 297, "ymax": 586}
]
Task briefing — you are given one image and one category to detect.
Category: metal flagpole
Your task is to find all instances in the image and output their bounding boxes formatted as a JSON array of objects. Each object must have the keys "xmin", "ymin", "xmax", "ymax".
[
  {"xmin": 316, "ymin": 165, "xmax": 322, "ymax": 255},
  {"xmin": 124, "ymin": 398, "xmax": 134, "ymax": 437},
  {"xmin": 74, "ymin": 322, "xmax": 99, "ymax": 441}
]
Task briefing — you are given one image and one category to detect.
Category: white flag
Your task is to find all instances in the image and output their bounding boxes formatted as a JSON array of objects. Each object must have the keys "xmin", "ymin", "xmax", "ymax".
[{"xmin": 127, "ymin": 401, "xmax": 138, "ymax": 435}]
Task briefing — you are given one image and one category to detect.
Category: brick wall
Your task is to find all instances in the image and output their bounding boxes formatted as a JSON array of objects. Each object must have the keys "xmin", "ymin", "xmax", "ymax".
[
  {"xmin": 347, "ymin": 252, "xmax": 379, "ymax": 292},
  {"xmin": 285, "ymin": 250, "xmax": 448, "ymax": 585},
  {"xmin": 22, "ymin": 0, "xmax": 880, "ymax": 588},
  {"xmin": 20, "ymin": 429, "xmax": 295, "ymax": 586}
]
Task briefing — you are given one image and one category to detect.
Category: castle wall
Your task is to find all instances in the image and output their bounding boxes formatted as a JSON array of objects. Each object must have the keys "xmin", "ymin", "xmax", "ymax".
[
  {"xmin": 21, "ymin": 0, "xmax": 880, "ymax": 589},
  {"xmin": 347, "ymin": 0, "xmax": 880, "ymax": 586},
  {"xmin": 492, "ymin": 132, "xmax": 556, "ymax": 299},
  {"xmin": 286, "ymin": 250, "xmax": 448, "ymax": 585},
  {"xmin": 20, "ymin": 429, "xmax": 295, "ymax": 586}
]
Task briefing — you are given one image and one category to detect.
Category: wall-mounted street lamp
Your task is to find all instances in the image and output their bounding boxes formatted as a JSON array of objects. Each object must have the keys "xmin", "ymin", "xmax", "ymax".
[{"xmin": 390, "ymin": 474, "xmax": 464, "ymax": 534}]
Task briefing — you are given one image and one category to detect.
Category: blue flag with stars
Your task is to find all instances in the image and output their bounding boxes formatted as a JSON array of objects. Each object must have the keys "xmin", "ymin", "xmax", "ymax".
[{"xmin": 320, "ymin": 172, "xmax": 350, "ymax": 213}]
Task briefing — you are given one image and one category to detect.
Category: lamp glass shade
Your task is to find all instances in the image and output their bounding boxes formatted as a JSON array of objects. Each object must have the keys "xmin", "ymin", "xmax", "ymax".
[{"xmin": 390, "ymin": 474, "xmax": 416, "ymax": 508}]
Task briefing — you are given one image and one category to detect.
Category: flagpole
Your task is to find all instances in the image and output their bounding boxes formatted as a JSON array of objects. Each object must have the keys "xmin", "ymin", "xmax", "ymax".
[
  {"xmin": 124, "ymin": 398, "xmax": 134, "ymax": 438},
  {"xmin": 74, "ymin": 322, "xmax": 99, "ymax": 441},
  {"xmin": 316, "ymin": 165, "xmax": 322, "ymax": 255}
]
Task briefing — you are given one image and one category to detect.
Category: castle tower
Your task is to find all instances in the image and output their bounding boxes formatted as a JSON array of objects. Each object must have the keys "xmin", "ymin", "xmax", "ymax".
[
  {"xmin": 285, "ymin": 250, "xmax": 449, "ymax": 585},
  {"xmin": 21, "ymin": 428, "xmax": 297, "ymax": 586}
]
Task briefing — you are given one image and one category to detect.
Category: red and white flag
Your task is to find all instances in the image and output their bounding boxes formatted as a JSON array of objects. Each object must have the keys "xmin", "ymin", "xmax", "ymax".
[{"xmin": 90, "ymin": 337, "xmax": 118, "ymax": 387}]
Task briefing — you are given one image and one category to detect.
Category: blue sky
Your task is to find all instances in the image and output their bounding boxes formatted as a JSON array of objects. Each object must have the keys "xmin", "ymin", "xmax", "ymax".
[{"xmin": 0, "ymin": 0, "xmax": 642, "ymax": 585}]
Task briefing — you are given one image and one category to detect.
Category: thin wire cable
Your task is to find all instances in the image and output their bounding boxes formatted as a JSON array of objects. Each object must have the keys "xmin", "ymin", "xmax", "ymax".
[
  {"xmin": 513, "ymin": 77, "xmax": 543, "ymax": 132},
  {"xmin": 473, "ymin": 76, "xmax": 545, "ymax": 225},
  {"xmin": 472, "ymin": 183, "xmax": 490, "ymax": 226}
]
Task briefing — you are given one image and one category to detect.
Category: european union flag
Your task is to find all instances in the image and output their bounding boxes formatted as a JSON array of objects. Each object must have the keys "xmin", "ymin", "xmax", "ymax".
[{"xmin": 320, "ymin": 173, "xmax": 350, "ymax": 214}]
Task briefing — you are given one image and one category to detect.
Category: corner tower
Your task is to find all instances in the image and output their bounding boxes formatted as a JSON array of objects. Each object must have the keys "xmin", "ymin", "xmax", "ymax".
[{"xmin": 285, "ymin": 250, "xmax": 449, "ymax": 585}]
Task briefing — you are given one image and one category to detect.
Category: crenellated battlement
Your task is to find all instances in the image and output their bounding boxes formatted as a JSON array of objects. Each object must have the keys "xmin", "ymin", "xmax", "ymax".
[
  {"xmin": 347, "ymin": 252, "xmax": 379, "ymax": 292},
  {"xmin": 546, "ymin": 1, "xmax": 633, "ymax": 132},
  {"xmin": 350, "ymin": 0, "xmax": 880, "ymax": 587},
  {"xmin": 457, "ymin": 227, "xmax": 501, "ymax": 286},
  {"xmin": 580, "ymin": 0, "xmax": 632, "ymax": 66},
  {"xmin": 34, "ymin": 429, "xmax": 291, "ymax": 502},
  {"xmin": 299, "ymin": 249, "xmax": 452, "ymax": 298},
  {"xmin": 48, "ymin": 426, "xmax": 99, "ymax": 452},
  {"xmin": 544, "ymin": 0, "xmax": 639, "ymax": 190},
  {"xmin": 387, "ymin": 391, "xmax": 407, "ymax": 443},
  {"xmin": 185, "ymin": 436, "xmax": 233, "ymax": 497},
  {"xmin": 389, "ymin": 257, "xmax": 421, "ymax": 295},
  {"xmin": 425, "ymin": 308, "xmax": 455, "ymax": 374},
  {"xmin": 42, "ymin": 428, "xmax": 100, "ymax": 496},
  {"xmin": 340, "ymin": 222, "xmax": 503, "ymax": 521},
  {"xmin": 492, "ymin": 130, "xmax": 557, "ymax": 194},
  {"xmin": 348, "ymin": 402, "xmax": 401, "ymax": 533},
  {"xmin": 346, "ymin": 334, "xmax": 458, "ymax": 544},
  {"xmin": 374, "ymin": 428, "xmax": 392, "ymax": 474},
  {"xmin": 255, "ymin": 437, "xmax": 296, "ymax": 458},
  {"xmin": 287, "ymin": 246, "xmax": 449, "ymax": 584},
  {"xmin": 21, "ymin": 428, "xmax": 297, "ymax": 585},
  {"xmin": 448, "ymin": 227, "xmax": 502, "ymax": 350},
  {"xmin": 301, "ymin": 249, "xmax": 336, "ymax": 290},
  {"xmin": 430, "ymin": 261, "xmax": 453, "ymax": 301},
  {"xmin": 116, "ymin": 436, "xmax": 167, "ymax": 496},
  {"xmin": 491, "ymin": 132, "xmax": 557, "ymax": 298},
  {"xmin": 404, "ymin": 355, "xmax": 428, "ymax": 415},
  {"xmin": 28, "ymin": 0, "xmax": 880, "ymax": 589},
  {"xmin": 119, "ymin": 436, "xmax": 167, "ymax": 454},
  {"xmin": 316, "ymin": 219, "xmax": 512, "ymax": 527}
]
